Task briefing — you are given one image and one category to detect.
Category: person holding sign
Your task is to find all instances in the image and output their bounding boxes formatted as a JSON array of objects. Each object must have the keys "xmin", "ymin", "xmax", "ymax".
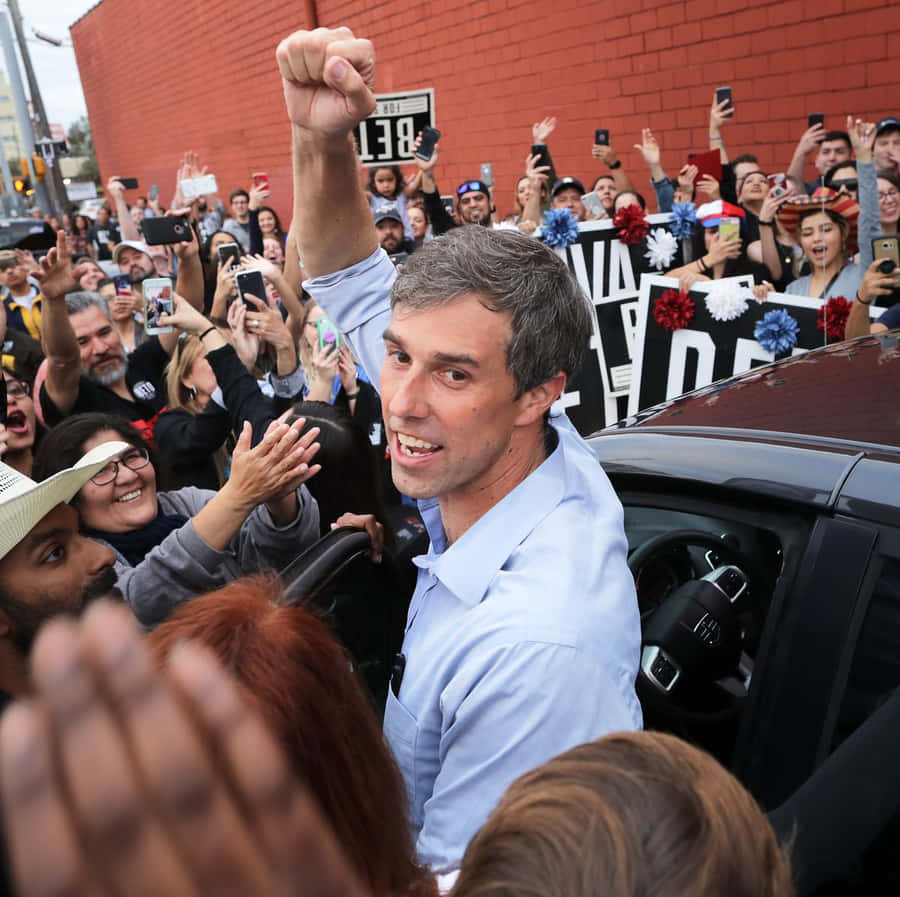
[{"xmin": 277, "ymin": 25, "xmax": 641, "ymax": 871}]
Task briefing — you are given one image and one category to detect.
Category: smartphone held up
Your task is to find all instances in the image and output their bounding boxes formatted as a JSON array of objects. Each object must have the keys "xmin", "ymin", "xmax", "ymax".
[
  {"xmin": 715, "ymin": 86, "xmax": 734, "ymax": 118},
  {"xmin": 142, "ymin": 278, "xmax": 173, "ymax": 335},
  {"xmin": 142, "ymin": 215, "xmax": 192, "ymax": 246},
  {"xmin": 235, "ymin": 269, "xmax": 267, "ymax": 310}
]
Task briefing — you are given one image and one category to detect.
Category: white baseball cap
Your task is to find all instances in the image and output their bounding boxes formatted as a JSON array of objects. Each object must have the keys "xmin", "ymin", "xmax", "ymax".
[{"xmin": 0, "ymin": 441, "xmax": 130, "ymax": 561}]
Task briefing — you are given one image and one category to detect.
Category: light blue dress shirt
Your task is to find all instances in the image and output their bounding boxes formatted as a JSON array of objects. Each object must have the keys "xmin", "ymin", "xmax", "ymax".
[{"xmin": 305, "ymin": 248, "xmax": 642, "ymax": 869}]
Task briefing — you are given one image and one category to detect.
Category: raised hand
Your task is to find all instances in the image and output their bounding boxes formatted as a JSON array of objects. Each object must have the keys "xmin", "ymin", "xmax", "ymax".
[
  {"xmin": 592, "ymin": 143, "xmax": 620, "ymax": 167},
  {"xmin": 524, "ymin": 152, "xmax": 550, "ymax": 187},
  {"xmin": 227, "ymin": 300, "xmax": 261, "ymax": 369},
  {"xmin": 241, "ymin": 253, "xmax": 281, "ymax": 282},
  {"xmin": 276, "ymin": 27, "xmax": 376, "ymax": 137},
  {"xmin": 34, "ymin": 230, "xmax": 77, "ymax": 301},
  {"xmin": 633, "ymin": 127, "xmax": 661, "ymax": 168},
  {"xmin": 0, "ymin": 602, "xmax": 366, "ymax": 897},
  {"xmin": 158, "ymin": 292, "xmax": 211, "ymax": 334},
  {"xmin": 242, "ymin": 293, "xmax": 294, "ymax": 351},
  {"xmin": 695, "ymin": 173, "xmax": 721, "ymax": 200},
  {"xmin": 413, "ymin": 131, "xmax": 439, "ymax": 173},
  {"xmin": 336, "ymin": 343, "xmax": 358, "ymax": 393},
  {"xmin": 846, "ymin": 115, "xmax": 875, "ymax": 164},
  {"xmin": 310, "ymin": 341, "xmax": 341, "ymax": 380},
  {"xmin": 228, "ymin": 417, "xmax": 321, "ymax": 509},
  {"xmin": 709, "ymin": 97, "xmax": 733, "ymax": 132},
  {"xmin": 106, "ymin": 176, "xmax": 126, "ymax": 201},
  {"xmin": 532, "ymin": 116, "xmax": 557, "ymax": 144},
  {"xmin": 14, "ymin": 248, "xmax": 39, "ymax": 275},
  {"xmin": 677, "ymin": 163, "xmax": 699, "ymax": 193},
  {"xmin": 706, "ymin": 231, "xmax": 742, "ymax": 265},
  {"xmin": 795, "ymin": 123, "xmax": 825, "ymax": 158},
  {"xmin": 249, "ymin": 184, "xmax": 270, "ymax": 211},
  {"xmin": 758, "ymin": 185, "xmax": 791, "ymax": 224}
]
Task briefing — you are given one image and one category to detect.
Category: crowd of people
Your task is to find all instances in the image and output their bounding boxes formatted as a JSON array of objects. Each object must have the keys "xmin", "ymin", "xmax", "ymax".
[{"xmin": 1, "ymin": 21, "xmax": 899, "ymax": 897}]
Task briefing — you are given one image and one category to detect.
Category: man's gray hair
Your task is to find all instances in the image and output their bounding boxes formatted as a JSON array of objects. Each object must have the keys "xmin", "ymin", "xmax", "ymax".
[
  {"xmin": 64, "ymin": 291, "xmax": 111, "ymax": 320},
  {"xmin": 390, "ymin": 227, "xmax": 591, "ymax": 396}
]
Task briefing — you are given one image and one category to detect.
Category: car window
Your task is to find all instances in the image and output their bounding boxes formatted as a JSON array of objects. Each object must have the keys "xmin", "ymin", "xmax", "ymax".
[{"xmin": 835, "ymin": 553, "xmax": 900, "ymax": 744}]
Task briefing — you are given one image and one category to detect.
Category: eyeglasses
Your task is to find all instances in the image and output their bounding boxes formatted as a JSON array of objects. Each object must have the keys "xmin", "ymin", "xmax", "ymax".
[
  {"xmin": 90, "ymin": 446, "xmax": 151, "ymax": 486},
  {"xmin": 4, "ymin": 379, "xmax": 30, "ymax": 399},
  {"xmin": 879, "ymin": 190, "xmax": 899, "ymax": 202},
  {"xmin": 830, "ymin": 179, "xmax": 858, "ymax": 192}
]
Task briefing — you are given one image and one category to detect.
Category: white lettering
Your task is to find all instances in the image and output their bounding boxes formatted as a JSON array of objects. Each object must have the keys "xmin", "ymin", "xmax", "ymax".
[
  {"xmin": 396, "ymin": 117, "xmax": 415, "ymax": 158},
  {"xmin": 666, "ymin": 330, "xmax": 716, "ymax": 399},
  {"xmin": 357, "ymin": 125, "xmax": 372, "ymax": 162},
  {"xmin": 376, "ymin": 120, "xmax": 392, "ymax": 160},
  {"xmin": 608, "ymin": 241, "xmax": 636, "ymax": 296}
]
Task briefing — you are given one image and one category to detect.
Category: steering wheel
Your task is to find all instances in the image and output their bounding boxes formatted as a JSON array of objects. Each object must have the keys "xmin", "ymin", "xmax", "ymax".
[
  {"xmin": 628, "ymin": 529, "xmax": 763, "ymax": 600},
  {"xmin": 628, "ymin": 529, "xmax": 763, "ymax": 714}
]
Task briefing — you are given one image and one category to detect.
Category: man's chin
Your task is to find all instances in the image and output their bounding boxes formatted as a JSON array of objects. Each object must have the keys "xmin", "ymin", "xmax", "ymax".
[{"xmin": 87, "ymin": 360, "xmax": 127, "ymax": 386}]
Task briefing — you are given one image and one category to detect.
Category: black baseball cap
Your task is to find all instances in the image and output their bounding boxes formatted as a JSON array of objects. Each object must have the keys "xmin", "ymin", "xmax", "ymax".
[
  {"xmin": 373, "ymin": 204, "xmax": 403, "ymax": 225},
  {"xmin": 550, "ymin": 177, "xmax": 586, "ymax": 198},
  {"xmin": 875, "ymin": 117, "xmax": 900, "ymax": 137}
]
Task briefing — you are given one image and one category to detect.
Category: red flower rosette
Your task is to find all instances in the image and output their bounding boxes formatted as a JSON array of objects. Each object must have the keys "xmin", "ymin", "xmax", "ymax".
[
  {"xmin": 653, "ymin": 288, "xmax": 695, "ymax": 331},
  {"xmin": 613, "ymin": 203, "xmax": 650, "ymax": 245},
  {"xmin": 816, "ymin": 295, "xmax": 851, "ymax": 341}
]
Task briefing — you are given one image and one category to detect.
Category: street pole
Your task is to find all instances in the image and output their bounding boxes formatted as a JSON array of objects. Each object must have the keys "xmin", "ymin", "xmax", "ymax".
[
  {"xmin": 0, "ymin": 8, "xmax": 45, "ymax": 214},
  {"xmin": 4, "ymin": 0, "xmax": 67, "ymax": 213}
]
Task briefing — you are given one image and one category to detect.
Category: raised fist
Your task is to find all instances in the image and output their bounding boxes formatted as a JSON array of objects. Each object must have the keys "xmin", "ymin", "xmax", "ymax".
[{"xmin": 276, "ymin": 27, "xmax": 376, "ymax": 137}]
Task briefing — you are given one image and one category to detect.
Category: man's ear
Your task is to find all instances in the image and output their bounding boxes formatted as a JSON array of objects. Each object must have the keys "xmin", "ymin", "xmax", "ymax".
[{"xmin": 514, "ymin": 371, "xmax": 567, "ymax": 427}]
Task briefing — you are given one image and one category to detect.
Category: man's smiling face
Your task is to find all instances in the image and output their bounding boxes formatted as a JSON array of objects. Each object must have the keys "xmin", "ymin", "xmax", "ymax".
[{"xmin": 380, "ymin": 293, "xmax": 529, "ymax": 503}]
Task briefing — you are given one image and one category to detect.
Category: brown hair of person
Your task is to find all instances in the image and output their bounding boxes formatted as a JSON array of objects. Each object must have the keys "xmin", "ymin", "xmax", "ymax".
[
  {"xmin": 147, "ymin": 576, "xmax": 435, "ymax": 897},
  {"xmin": 450, "ymin": 731, "xmax": 793, "ymax": 897}
]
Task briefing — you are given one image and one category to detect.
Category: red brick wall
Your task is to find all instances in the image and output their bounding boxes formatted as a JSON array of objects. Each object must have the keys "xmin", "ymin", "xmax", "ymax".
[{"xmin": 71, "ymin": 1, "xmax": 895, "ymax": 225}]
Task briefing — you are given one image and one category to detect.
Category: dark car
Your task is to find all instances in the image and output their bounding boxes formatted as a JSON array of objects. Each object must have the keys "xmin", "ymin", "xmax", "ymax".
[
  {"xmin": 592, "ymin": 330, "xmax": 900, "ymax": 894},
  {"xmin": 291, "ymin": 331, "xmax": 900, "ymax": 895},
  {"xmin": 0, "ymin": 217, "xmax": 55, "ymax": 253}
]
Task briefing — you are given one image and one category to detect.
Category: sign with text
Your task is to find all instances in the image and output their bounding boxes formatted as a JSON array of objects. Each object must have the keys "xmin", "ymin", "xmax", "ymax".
[
  {"xmin": 552, "ymin": 215, "xmax": 683, "ymax": 434},
  {"xmin": 628, "ymin": 276, "xmax": 884, "ymax": 416},
  {"xmin": 354, "ymin": 89, "xmax": 435, "ymax": 167}
]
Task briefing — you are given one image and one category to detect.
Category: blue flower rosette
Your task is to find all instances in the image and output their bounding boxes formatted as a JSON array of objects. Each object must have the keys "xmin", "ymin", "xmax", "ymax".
[
  {"xmin": 754, "ymin": 308, "xmax": 799, "ymax": 355},
  {"xmin": 540, "ymin": 208, "xmax": 579, "ymax": 248}
]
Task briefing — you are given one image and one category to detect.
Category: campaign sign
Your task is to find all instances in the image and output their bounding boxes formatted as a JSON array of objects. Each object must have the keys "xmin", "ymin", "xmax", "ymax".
[
  {"xmin": 628, "ymin": 276, "xmax": 884, "ymax": 416},
  {"xmin": 552, "ymin": 215, "xmax": 682, "ymax": 434},
  {"xmin": 354, "ymin": 89, "xmax": 435, "ymax": 167}
]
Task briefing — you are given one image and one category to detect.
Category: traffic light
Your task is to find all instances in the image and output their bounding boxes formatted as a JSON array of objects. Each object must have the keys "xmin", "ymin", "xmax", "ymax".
[
  {"xmin": 13, "ymin": 176, "xmax": 32, "ymax": 195},
  {"xmin": 31, "ymin": 155, "xmax": 46, "ymax": 180}
]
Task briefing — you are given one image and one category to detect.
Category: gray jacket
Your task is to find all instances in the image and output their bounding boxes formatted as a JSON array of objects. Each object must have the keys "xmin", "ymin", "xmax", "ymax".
[{"xmin": 106, "ymin": 486, "xmax": 319, "ymax": 626}]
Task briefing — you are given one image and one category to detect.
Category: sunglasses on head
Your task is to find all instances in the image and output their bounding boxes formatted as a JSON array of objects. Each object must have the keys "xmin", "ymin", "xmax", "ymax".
[{"xmin": 457, "ymin": 181, "xmax": 485, "ymax": 196}]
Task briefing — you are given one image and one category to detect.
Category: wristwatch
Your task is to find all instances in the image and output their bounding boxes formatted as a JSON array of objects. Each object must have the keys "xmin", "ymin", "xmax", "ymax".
[{"xmin": 608, "ymin": 160, "xmax": 622, "ymax": 170}]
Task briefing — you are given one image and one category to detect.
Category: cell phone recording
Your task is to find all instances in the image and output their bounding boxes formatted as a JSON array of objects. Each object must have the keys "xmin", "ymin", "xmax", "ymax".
[
  {"xmin": 141, "ymin": 278, "xmax": 173, "ymax": 335},
  {"xmin": 415, "ymin": 127, "xmax": 441, "ymax": 162}
]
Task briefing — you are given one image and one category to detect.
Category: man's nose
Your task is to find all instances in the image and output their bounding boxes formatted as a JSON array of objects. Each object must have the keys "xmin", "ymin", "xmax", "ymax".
[
  {"xmin": 82, "ymin": 535, "xmax": 116, "ymax": 574},
  {"xmin": 387, "ymin": 370, "xmax": 428, "ymax": 420}
]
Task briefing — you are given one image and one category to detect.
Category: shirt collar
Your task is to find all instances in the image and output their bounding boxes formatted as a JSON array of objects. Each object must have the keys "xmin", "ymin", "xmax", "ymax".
[{"xmin": 413, "ymin": 427, "xmax": 566, "ymax": 607}]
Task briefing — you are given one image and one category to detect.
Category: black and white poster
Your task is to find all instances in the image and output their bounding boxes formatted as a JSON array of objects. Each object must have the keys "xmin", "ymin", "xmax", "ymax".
[
  {"xmin": 551, "ymin": 215, "xmax": 682, "ymax": 434},
  {"xmin": 354, "ymin": 89, "xmax": 435, "ymax": 167},
  {"xmin": 628, "ymin": 276, "xmax": 884, "ymax": 416}
]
